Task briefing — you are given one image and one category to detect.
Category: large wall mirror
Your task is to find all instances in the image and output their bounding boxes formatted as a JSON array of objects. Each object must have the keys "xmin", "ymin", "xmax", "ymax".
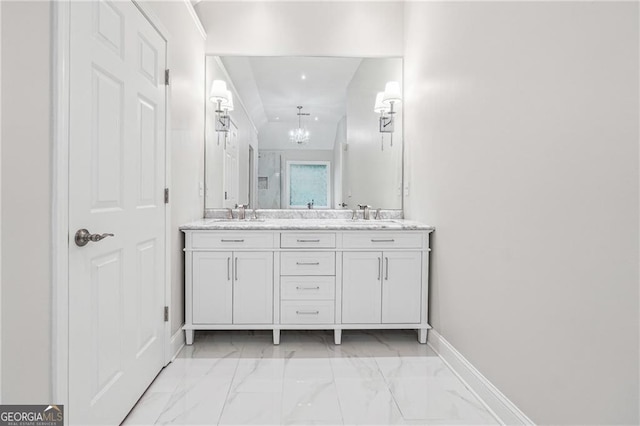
[{"xmin": 205, "ymin": 56, "xmax": 403, "ymax": 212}]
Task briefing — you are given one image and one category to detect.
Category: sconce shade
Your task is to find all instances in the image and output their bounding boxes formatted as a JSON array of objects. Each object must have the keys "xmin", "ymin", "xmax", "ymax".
[
  {"xmin": 221, "ymin": 90, "xmax": 234, "ymax": 111},
  {"xmin": 209, "ymin": 80, "xmax": 229, "ymax": 103},
  {"xmin": 382, "ymin": 81, "xmax": 402, "ymax": 105},
  {"xmin": 374, "ymin": 92, "xmax": 390, "ymax": 113}
]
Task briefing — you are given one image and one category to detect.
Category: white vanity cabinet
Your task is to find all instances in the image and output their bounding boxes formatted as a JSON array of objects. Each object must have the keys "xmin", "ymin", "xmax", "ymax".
[{"xmin": 182, "ymin": 226, "xmax": 432, "ymax": 345}]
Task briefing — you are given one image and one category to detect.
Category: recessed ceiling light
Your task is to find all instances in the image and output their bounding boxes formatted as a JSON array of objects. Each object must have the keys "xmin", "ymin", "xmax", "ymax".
[
  {"xmin": 314, "ymin": 117, "xmax": 318, "ymax": 121},
  {"xmin": 301, "ymin": 74, "xmax": 306, "ymax": 80},
  {"xmin": 275, "ymin": 117, "xmax": 280, "ymax": 120}
]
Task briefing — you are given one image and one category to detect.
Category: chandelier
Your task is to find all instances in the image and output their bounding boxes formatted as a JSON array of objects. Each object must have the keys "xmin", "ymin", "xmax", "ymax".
[{"xmin": 289, "ymin": 106, "xmax": 310, "ymax": 145}]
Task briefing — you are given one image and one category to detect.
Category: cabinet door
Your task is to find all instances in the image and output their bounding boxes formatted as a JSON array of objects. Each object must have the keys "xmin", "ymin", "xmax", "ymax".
[
  {"xmin": 192, "ymin": 251, "xmax": 233, "ymax": 324},
  {"xmin": 233, "ymin": 252, "xmax": 274, "ymax": 324},
  {"xmin": 382, "ymin": 251, "xmax": 422, "ymax": 324},
  {"xmin": 342, "ymin": 252, "xmax": 382, "ymax": 324}
]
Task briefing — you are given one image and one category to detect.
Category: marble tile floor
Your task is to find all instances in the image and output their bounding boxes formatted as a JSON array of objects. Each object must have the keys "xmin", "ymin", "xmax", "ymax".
[{"xmin": 122, "ymin": 330, "xmax": 499, "ymax": 426}]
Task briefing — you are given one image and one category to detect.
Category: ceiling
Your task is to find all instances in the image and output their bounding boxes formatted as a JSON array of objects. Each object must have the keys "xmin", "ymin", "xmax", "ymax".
[{"xmin": 220, "ymin": 56, "xmax": 363, "ymax": 150}]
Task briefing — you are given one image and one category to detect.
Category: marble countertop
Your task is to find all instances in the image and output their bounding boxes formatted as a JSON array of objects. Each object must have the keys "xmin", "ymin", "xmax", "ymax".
[{"xmin": 180, "ymin": 218, "xmax": 434, "ymax": 231}]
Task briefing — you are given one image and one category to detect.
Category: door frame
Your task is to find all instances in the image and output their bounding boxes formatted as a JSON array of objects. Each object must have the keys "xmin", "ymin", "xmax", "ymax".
[{"xmin": 51, "ymin": 0, "xmax": 174, "ymax": 409}]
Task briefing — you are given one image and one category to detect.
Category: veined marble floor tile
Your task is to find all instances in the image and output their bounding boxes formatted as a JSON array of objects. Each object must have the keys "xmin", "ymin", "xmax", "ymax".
[
  {"xmin": 218, "ymin": 392, "xmax": 282, "ymax": 425},
  {"xmin": 375, "ymin": 356, "xmax": 453, "ymax": 380},
  {"xmin": 386, "ymin": 376, "xmax": 498, "ymax": 424},
  {"xmin": 281, "ymin": 379, "xmax": 343, "ymax": 425},
  {"xmin": 230, "ymin": 358, "xmax": 285, "ymax": 393},
  {"xmin": 155, "ymin": 373, "xmax": 235, "ymax": 425},
  {"xmin": 123, "ymin": 330, "xmax": 500, "ymax": 426},
  {"xmin": 122, "ymin": 392, "xmax": 172, "ymax": 426},
  {"xmin": 334, "ymin": 378, "xmax": 404, "ymax": 425},
  {"xmin": 283, "ymin": 357, "xmax": 334, "ymax": 381},
  {"xmin": 329, "ymin": 355, "xmax": 385, "ymax": 381}
]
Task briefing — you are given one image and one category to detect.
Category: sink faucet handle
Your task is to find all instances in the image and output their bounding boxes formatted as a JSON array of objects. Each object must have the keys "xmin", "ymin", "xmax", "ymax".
[{"xmin": 375, "ymin": 208, "xmax": 382, "ymax": 220}]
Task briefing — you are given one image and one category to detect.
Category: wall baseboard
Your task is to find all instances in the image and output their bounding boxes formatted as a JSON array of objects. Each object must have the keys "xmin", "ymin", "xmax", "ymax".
[
  {"xmin": 169, "ymin": 327, "xmax": 185, "ymax": 362},
  {"xmin": 428, "ymin": 329, "xmax": 535, "ymax": 426}
]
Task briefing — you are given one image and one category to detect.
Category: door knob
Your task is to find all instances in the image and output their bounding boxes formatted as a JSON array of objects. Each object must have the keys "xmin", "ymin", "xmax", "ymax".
[{"xmin": 75, "ymin": 229, "xmax": 115, "ymax": 247}]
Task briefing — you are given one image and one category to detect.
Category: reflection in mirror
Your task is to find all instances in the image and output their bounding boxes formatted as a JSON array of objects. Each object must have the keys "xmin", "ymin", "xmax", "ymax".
[{"xmin": 204, "ymin": 56, "xmax": 403, "ymax": 211}]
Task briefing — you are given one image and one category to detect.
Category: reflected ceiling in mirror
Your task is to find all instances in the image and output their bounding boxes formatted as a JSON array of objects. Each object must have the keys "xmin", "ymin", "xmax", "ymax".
[{"xmin": 204, "ymin": 56, "xmax": 403, "ymax": 211}]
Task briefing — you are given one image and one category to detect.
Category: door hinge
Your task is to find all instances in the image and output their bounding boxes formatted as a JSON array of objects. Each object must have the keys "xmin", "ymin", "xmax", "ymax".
[
  {"xmin": 164, "ymin": 188, "xmax": 169, "ymax": 204},
  {"xmin": 224, "ymin": 191, "xmax": 228, "ymax": 200},
  {"xmin": 164, "ymin": 306, "xmax": 169, "ymax": 322},
  {"xmin": 164, "ymin": 69, "xmax": 170, "ymax": 86}
]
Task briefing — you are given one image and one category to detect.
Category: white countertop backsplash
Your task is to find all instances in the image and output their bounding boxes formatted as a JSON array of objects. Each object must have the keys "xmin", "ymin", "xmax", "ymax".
[{"xmin": 180, "ymin": 218, "xmax": 434, "ymax": 231}]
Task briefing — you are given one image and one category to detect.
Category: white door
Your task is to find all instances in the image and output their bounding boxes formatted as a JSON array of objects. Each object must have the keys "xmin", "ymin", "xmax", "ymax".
[
  {"xmin": 192, "ymin": 252, "xmax": 232, "ymax": 324},
  {"xmin": 233, "ymin": 252, "xmax": 273, "ymax": 324},
  {"xmin": 342, "ymin": 252, "xmax": 382, "ymax": 324},
  {"xmin": 223, "ymin": 122, "xmax": 239, "ymax": 208},
  {"xmin": 68, "ymin": 1, "xmax": 167, "ymax": 424},
  {"xmin": 382, "ymin": 252, "xmax": 422, "ymax": 324}
]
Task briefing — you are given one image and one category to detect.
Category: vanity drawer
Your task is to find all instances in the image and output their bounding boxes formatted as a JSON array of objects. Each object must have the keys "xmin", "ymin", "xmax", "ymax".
[
  {"xmin": 280, "ymin": 301, "xmax": 335, "ymax": 324},
  {"xmin": 191, "ymin": 232, "xmax": 275, "ymax": 249},
  {"xmin": 342, "ymin": 232, "xmax": 423, "ymax": 249},
  {"xmin": 281, "ymin": 251, "xmax": 335, "ymax": 276},
  {"xmin": 281, "ymin": 233, "xmax": 336, "ymax": 249},
  {"xmin": 281, "ymin": 276, "xmax": 335, "ymax": 300}
]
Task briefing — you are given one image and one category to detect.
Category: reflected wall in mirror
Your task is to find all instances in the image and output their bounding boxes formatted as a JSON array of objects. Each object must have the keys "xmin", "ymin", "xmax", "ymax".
[{"xmin": 204, "ymin": 56, "xmax": 403, "ymax": 211}]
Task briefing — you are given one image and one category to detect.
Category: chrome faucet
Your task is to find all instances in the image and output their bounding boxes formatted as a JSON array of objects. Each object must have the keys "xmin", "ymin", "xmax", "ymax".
[
  {"xmin": 358, "ymin": 204, "xmax": 372, "ymax": 220},
  {"xmin": 307, "ymin": 199, "xmax": 314, "ymax": 209},
  {"xmin": 235, "ymin": 204, "xmax": 248, "ymax": 220}
]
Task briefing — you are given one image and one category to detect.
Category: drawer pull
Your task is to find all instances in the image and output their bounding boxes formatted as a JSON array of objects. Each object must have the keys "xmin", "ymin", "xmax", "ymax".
[
  {"xmin": 221, "ymin": 239, "xmax": 245, "ymax": 243},
  {"xmin": 297, "ymin": 239, "xmax": 321, "ymax": 243},
  {"xmin": 378, "ymin": 257, "xmax": 381, "ymax": 281},
  {"xmin": 371, "ymin": 239, "xmax": 395, "ymax": 243},
  {"xmin": 296, "ymin": 310, "xmax": 320, "ymax": 315},
  {"xmin": 296, "ymin": 286, "xmax": 320, "ymax": 290},
  {"xmin": 296, "ymin": 262, "xmax": 320, "ymax": 266}
]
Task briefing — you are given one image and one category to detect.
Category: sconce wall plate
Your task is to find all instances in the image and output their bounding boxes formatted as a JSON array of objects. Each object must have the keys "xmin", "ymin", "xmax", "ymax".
[
  {"xmin": 379, "ymin": 115, "xmax": 394, "ymax": 133},
  {"xmin": 216, "ymin": 114, "xmax": 231, "ymax": 133}
]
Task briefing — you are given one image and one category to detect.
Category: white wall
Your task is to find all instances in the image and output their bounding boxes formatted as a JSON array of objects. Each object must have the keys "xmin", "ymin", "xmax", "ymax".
[
  {"xmin": 146, "ymin": 1, "xmax": 207, "ymax": 339},
  {"xmin": 404, "ymin": 2, "xmax": 639, "ymax": 424},
  {"xmin": 1, "ymin": 0, "xmax": 52, "ymax": 402},
  {"xmin": 196, "ymin": 1, "xmax": 403, "ymax": 57},
  {"xmin": 344, "ymin": 59, "xmax": 403, "ymax": 209}
]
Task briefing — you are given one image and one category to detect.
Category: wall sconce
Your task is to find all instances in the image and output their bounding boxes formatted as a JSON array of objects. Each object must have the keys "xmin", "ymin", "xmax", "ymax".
[
  {"xmin": 209, "ymin": 80, "xmax": 233, "ymax": 145},
  {"xmin": 374, "ymin": 81, "xmax": 402, "ymax": 150}
]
